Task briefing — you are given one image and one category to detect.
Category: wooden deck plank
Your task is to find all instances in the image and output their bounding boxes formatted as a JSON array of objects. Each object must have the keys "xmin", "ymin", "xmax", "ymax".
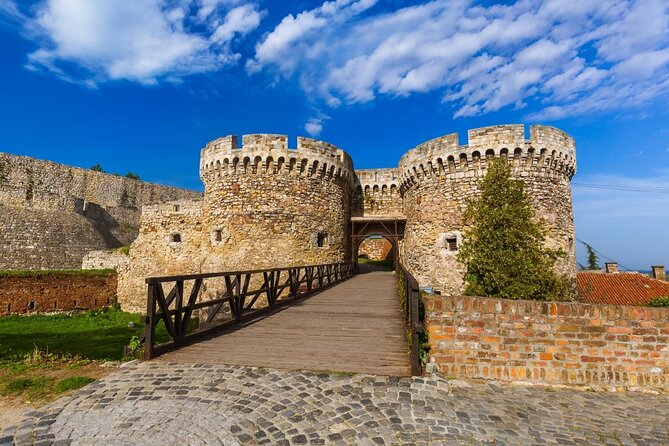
[{"xmin": 157, "ymin": 268, "xmax": 411, "ymax": 376}]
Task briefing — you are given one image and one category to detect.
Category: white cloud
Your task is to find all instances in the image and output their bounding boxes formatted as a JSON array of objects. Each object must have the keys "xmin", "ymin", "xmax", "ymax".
[
  {"xmin": 304, "ymin": 118, "xmax": 323, "ymax": 136},
  {"xmin": 304, "ymin": 113, "xmax": 329, "ymax": 136},
  {"xmin": 211, "ymin": 4, "xmax": 263, "ymax": 44},
  {"xmin": 8, "ymin": 0, "xmax": 263, "ymax": 85},
  {"xmin": 250, "ymin": 0, "xmax": 669, "ymax": 120}
]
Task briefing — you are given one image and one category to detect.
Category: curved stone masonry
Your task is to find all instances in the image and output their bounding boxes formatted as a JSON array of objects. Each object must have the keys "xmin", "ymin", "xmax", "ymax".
[
  {"xmin": 200, "ymin": 134, "xmax": 356, "ymax": 186},
  {"xmin": 398, "ymin": 125, "xmax": 576, "ymax": 296},
  {"xmin": 397, "ymin": 125, "xmax": 576, "ymax": 188}
]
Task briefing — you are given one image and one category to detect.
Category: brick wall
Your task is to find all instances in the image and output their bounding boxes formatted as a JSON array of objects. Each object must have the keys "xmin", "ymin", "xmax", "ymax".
[
  {"xmin": 0, "ymin": 272, "xmax": 118, "ymax": 315},
  {"xmin": 424, "ymin": 295, "xmax": 669, "ymax": 389}
]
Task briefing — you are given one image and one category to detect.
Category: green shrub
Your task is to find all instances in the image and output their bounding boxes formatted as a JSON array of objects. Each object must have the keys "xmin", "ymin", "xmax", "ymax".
[
  {"xmin": 458, "ymin": 159, "xmax": 570, "ymax": 301},
  {"xmin": 648, "ymin": 296, "xmax": 669, "ymax": 307},
  {"xmin": 2, "ymin": 377, "xmax": 48, "ymax": 395}
]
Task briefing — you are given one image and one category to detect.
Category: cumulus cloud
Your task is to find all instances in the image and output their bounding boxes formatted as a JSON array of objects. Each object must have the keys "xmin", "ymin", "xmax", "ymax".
[
  {"xmin": 249, "ymin": 0, "xmax": 669, "ymax": 120},
  {"xmin": 5, "ymin": 0, "xmax": 263, "ymax": 85}
]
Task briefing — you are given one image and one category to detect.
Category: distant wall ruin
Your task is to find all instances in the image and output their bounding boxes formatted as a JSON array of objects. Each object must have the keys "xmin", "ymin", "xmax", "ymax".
[{"xmin": 0, "ymin": 153, "xmax": 201, "ymax": 270}]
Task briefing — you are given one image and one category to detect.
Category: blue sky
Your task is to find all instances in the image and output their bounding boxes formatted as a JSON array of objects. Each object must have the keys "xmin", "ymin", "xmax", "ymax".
[{"xmin": 0, "ymin": 0, "xmax": 668, "ymax": 270}]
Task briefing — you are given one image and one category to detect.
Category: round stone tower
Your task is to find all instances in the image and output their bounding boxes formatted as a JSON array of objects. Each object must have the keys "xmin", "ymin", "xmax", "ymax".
[
  {"xmin": 199, "ymin": 134, "xmax": 355, "ymax": 270},
  {"xmin": 398, "ymin": 124, "xmax": 577, "ymax": 295}
]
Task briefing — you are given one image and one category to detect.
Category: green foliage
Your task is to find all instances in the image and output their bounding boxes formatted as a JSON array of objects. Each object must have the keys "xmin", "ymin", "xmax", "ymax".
[
  {"xmin": 648, "ymin": 296, "xmax": 669, "ymax": 307},
  {"xmin": 117, "ymin": 245, "xmax": 130, "ymax": 256},
  {"xmin": 55, "ymin": 376, "xmax": 95, "ymax": 392},
  {"xmin": 90, "ymin": 164, "xmax": 105, "ymax": 172},
  {"xmin": 0, "ymin": 269, "xmax": 115, "ymax": 278},
  {"xmin": 457, "ymin": 159, "xmax": 570, "ymax": 301},
  {"xmin": 124, "ymin": 172, "xmax": 140, "ymax": 180},
  {"xmin": 585, "ymin": 244, "xmax": 600, "ymax": 270}
]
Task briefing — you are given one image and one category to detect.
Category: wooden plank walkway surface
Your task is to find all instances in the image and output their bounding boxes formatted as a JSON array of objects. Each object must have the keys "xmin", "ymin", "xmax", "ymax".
[{"xmin": 157, "ymin": 268, "xmax": 411, "ymax": 376}]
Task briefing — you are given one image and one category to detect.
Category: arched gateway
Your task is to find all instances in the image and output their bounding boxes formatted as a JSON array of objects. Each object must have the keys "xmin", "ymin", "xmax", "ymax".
[{"xmin": 351, "ymin": 217, "xmax": 405, "ymax": 270}]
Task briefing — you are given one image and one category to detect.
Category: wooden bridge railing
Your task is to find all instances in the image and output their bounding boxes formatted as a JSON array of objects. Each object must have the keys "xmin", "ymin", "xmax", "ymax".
[
  {"xmin": 397, "ymin": 262, "xmax": 424, "ymax": 376},
  {"xmin": 142, "ymin": 262, "xmax": 355, "ymax": 359}
]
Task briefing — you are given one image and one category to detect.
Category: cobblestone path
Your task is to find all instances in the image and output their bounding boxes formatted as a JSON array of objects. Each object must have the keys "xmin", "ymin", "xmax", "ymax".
[{"xmin": 2, "ymin": 361, "xmax": 668, "ymax": 445}]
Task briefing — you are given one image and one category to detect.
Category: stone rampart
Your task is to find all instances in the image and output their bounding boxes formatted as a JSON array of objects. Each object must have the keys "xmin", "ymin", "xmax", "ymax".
[
  {"xmin": 424, "ymin": 294, "xmax": 669, "ymax": 390},
  {"xmin": 398, "ymin": 124, "xmax": 576, "ymax": 295},
  {"xmin": 0, "ymin": 153, "xmax": 201, "ymax": 270},
  {"xmin": 352, "ymin": 169, "xmax": 403, "ymax": 218}
]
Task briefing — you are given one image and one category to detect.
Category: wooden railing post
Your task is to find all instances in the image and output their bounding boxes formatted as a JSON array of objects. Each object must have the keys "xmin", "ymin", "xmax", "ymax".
[
  {"xmin": 144, "ymin": 281, "xmax": 157, "ymax": 360},
  {"xmin": 174, "ymin": 280, "xmax": 184, "ymax": 346}
]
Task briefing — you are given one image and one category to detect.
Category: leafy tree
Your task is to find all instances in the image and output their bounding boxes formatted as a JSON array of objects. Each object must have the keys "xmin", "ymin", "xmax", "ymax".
[
  {"xmin": 125, "ymin": 172, "xmax": 140, "ymax": 180},
  {"xmin": 584, "ymin": 243, "xmax": 600, "ymax": 270},
  {"xmin": 90, "ymin": 164, "xmax": 104, "ymax": 172},
  {"xmin": 457, "ymin": 159, "xmax": 570, "ymax": 301}
]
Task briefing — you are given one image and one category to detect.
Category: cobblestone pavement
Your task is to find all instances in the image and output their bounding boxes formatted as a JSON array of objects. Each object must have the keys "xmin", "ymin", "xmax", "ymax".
[{"xmin": 2, "ymin": 361, "xmax": 668, "ymax": 445}]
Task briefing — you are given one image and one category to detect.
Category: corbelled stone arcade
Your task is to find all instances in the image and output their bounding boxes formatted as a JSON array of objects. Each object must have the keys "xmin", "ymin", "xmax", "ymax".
[{"xmin": 117, "ymin": 124, "xmax": 577, "ymax": 311}]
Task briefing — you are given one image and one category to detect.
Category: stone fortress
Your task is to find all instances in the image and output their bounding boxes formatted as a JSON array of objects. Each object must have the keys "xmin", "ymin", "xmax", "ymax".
[
  {"xmin": 0, "ymin": 124, "xmax": 576, "ymax": 311},
  {"xmin": 115, "ymin": 124, "xmax": 577, "ymax": 310}
]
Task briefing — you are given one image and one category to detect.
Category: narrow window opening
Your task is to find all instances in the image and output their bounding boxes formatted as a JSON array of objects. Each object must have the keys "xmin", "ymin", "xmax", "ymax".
[
  {"xmin": 7, "ymin": 303, "xmax": 10, "ymax": 313},
  {"xmin": 171, "ymin": 233, "xmax": 182, "ymax": 243},
  {"xmin": 446, "ymin": 237, "xmax": 458, "ymax": 252},
  {"xmin": 214, "ymin": 230, "xmax": 223, "ymax": 242},
  {"xmin": 28, "ymin": 301, "xmax": 35, "ymax": 310},
  {"xmin": 317, "ymin": 232, "xmax": 328, "ymax": 248},
  {"xmin": 54, "ymin": 301, "xmax": 57, "ymax": 309},
  {"xmin": 73, "ymin": 300, "xmax": 77, "ymax": 308},
  {"xmin": 173, "ymin": 204, "xmax": 180, "ymax": 212}
]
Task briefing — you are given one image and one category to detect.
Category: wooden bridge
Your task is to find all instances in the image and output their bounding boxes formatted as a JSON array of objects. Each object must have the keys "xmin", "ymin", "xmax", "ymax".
[{"xmin": 142, "ymin": 262, "xmax": 423, "ymax": 376}]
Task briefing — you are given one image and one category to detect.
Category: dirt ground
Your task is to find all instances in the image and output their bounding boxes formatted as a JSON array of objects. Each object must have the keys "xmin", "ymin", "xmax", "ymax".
[{"xmin": 0, "ymin": 362, "xmax": 114, "ymax": 431}]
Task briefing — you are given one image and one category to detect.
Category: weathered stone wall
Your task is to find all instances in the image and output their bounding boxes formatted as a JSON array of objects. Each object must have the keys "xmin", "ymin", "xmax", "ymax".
[
  {"xmin": 0, "ymin": 153, "xmax": 201, "ymax": 270},
  {"xmin": 0, "ymin": 271, "xmax": 117, "ymax": 315},
  {"xmin": 82, "ymin": 250, "xmax": 129, "ymax": 271},
  {"xmin": 352, "ymin": 169, "xmax": 403, "ymax": 218},
  {"xmin": 424, "ymin": 294, "xmax": 669, "ymax": 390},
  {"xmin": 398, "ymin": 125, "xmax": 576, "ymax": 295},
  {"xmin": 118, "ymin": 135, "xmax": 355, "ymax": 311},
  {"xmin": 358, "ymin": 237, "xmax": 393, "ymax": 261}
]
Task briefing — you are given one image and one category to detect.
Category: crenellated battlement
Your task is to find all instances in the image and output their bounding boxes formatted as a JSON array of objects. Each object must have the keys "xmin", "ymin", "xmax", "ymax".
[
  {"xmin": 354, "ymin": 168, "xmax": 400, "ymax": 197},
  {"xmin": 200, "ymin": 134, "xmax": 355, "ymax": 185},
  {"xmin": 398, "ymin": 124, "xmax": 576, "ymax": 190}
]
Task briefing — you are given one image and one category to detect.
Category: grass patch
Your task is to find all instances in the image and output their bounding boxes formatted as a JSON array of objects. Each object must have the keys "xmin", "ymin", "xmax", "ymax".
[
  {"xmin": 0, "ymin": 269, "xmax": 116, "ymax": 278},
  {"xmin": 0, "ymin": 309, "xmax": 144, "ymax": 360},
  {"xmin": 357, "ymin": 258, "xmax": 394, "ymax": 268},
  {"xmin": 3, "ymin": 377, "xmax": 44, "ymax": 394},
  {"xmin": 0, "ymin": 308, "xmax": 198, "ymax": 361},
  {"xmin": 55, "ymin": 376, "xmax": 95, "ymax": 392}
]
